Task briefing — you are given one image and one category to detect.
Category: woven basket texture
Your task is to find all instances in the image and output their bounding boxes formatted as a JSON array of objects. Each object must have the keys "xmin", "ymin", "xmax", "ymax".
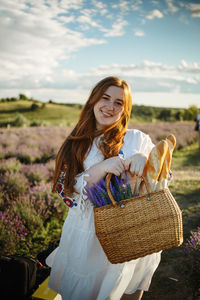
[{"xmin": 94, "ymin": 186, "xmax": 183, "ymax": 264}]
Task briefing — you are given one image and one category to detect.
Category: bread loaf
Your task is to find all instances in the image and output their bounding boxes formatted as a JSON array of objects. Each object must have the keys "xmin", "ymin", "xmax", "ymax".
[
  {"xmin": 142, "ymin": 140, "xmax": 168, "ymax": 192},
  {"xmin": 156, "ymin": 134, "xmax": 176, "ymax": 190},
  {"xmin": 127, "ymin": 134, "xmax": 176, "ymax": 195}
]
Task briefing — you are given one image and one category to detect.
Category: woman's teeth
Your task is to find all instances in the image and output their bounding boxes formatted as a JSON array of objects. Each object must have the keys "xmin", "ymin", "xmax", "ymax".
[{"xmin": 101, "ymin": 110, "xmax": 112, "ymax": 117}]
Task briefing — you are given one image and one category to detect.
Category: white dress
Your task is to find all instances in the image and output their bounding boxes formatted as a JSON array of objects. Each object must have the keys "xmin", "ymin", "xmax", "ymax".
[{"xmin": 46, "ymin": 129, "xmax": 161, "ymax": 300}]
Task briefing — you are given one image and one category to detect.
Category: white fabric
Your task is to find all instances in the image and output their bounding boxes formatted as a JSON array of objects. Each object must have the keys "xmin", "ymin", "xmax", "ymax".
[{"xmin": 47, "ymin": 129, "xmax": 161, "ymax": 300}]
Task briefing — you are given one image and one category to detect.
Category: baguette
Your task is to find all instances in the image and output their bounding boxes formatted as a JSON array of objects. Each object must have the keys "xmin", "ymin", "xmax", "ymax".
[
  {"xmin": 142, "ymin": 140, "xmax": 168, "ymax": 192},
  {"xmin": 156, "ymin": 134, "xmax": 176, "ymax": 190}
]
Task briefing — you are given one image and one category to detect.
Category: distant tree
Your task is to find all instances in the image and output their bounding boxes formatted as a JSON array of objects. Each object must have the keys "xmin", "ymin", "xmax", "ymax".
[
  {"xmin": 11, "ymin": 97, "xmax": 17, "ymax": 102},
  {"xmin": 158, "ymin": 109, "xmax": 173, "ymax": 121},
  {"xmin": 174, "ymin": 110, "xmax": 184, "ymax": 121},
  {"xmin": 183, "ymin": 105, "xmax": 199, "ymax": 121},
  {"xmin": 19, "ymin": 94, "xmax": 28, "ymax": 100},
  {"xmin": 30, "ymin": 103, "xmax": 40, "ymax": 111}
]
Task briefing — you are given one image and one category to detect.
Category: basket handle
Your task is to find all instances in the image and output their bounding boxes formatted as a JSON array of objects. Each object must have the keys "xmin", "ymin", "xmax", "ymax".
[{"xmin": 105, "ymin": 173, "xmax": 151, "ymax": 206}]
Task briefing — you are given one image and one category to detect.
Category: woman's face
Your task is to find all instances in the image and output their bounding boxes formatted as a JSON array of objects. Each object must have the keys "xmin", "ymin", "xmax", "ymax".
[{"xmin": 93, "ymin": 86, "xmax": 124, "ymax": 130}]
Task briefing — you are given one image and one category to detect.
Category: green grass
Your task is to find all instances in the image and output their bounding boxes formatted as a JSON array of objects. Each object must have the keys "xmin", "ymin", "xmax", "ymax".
[
  {"xmin": 0, "ymin": 99, "xmax": 155, "ymax": 127},
  {"xmin": 172, "ymin": 143, "xmax": 200, "ymax": 170},
  {"xmin": 143, "ymin": 143, "xmax": 200, "ymax": 300},
  {"xmin": 0, "ymin": 100, "xmax": 81, "ymax": 126}
]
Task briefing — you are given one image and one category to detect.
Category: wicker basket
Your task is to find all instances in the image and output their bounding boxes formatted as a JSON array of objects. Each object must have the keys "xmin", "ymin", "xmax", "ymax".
[{"xmin": 94, "ymin": 174, "xmax": 183, "ymax": 264}]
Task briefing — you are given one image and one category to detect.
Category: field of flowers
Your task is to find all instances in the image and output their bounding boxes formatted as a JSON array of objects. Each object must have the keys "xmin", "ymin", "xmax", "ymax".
[
  {"xmin": 0, "ymin": 122, "xmax": 198, "ymax": 257},
  {"xmin": 0, "ymin": 122, "xmax": 199, "ymax": 298},
  {"xmin": 131, "ymin": 121, "xmax": 197, "ymax": 149},
  {"xmin": 0, "ymin": 126, "xmax": 72, "ymax": 257}
]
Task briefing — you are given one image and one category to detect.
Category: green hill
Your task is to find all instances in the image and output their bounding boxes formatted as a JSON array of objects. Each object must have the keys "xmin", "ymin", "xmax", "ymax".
[
  {"xmin": 0, "ymin": 100, "xmax": 82, "ymax": 127},
  {"xmin": 0, "ymin": 97, "xmax": 198, "ymax": 127}
]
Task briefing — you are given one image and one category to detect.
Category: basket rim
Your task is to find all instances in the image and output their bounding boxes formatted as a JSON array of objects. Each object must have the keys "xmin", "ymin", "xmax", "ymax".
[{"xmin": 94, "ymin": 187, "xmax": 171, "ymax": 211}]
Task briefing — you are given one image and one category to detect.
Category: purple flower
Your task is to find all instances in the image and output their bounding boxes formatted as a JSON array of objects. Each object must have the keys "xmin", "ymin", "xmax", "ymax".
[{"xmin": 86, "ymin": 174, "xmax": 133, "ymax": 207}]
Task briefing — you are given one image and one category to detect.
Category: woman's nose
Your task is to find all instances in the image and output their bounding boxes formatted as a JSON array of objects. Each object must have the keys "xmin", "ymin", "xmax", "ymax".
[{"xmin": 106, "ymin": 100, "xmax": 114, "ymax": 110}]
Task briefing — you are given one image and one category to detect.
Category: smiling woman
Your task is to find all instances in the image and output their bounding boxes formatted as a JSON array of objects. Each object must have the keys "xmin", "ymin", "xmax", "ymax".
[
  {"xmin": 94, "ymin": 86, "xmax": 124, "ymax": 130},
  {"xmin": 46, "ymin": 76, "xmax": 161, "ymax": 300}
]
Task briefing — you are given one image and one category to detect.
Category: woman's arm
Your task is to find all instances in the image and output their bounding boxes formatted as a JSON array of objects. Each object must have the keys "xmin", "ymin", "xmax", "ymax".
[
  {"xmin": 84, "ymin": 156, "xmax": 127, "ymax": 187},
  {"xmin": 84, "ymin": 152, "xmax": 148, "ymax": 187}
]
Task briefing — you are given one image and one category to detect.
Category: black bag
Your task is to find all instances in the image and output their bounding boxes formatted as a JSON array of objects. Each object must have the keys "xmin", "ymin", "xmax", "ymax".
[{"xmin": 0, "ymin": 255, "xmax": 37, "ymax": 298}]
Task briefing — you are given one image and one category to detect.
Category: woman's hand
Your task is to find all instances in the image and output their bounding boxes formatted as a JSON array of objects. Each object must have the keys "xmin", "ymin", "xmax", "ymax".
[
  {"xmin": 101, "ymin": 156, "xmax": 126, "ymax": 176},
  {"xmin": 124, "ymin": 153, "xmax": 147, "ymax": 177},
  {"xmin": 85, "ymin": 156, "xmax": 126, "ymax": 187}
]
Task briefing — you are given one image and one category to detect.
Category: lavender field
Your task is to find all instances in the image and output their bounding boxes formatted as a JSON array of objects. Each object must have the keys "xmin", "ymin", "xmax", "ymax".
[
  {"xmin": 0, "ymin": 126, "xmax": 71, "ymax": 256},
  {"xmin": 0, "ymin": 122, "xmax": 198, "ymax": 257},
  {"xmin": 0, "ymin": 122, "xmax": 200, "ymax": 298},
  {"xmin": 131, "ymin": 121, "xmax": 197, "ymax": 149}
]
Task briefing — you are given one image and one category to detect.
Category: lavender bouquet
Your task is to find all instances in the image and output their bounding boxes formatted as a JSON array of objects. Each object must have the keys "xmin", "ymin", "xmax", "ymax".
[{"xmin": 86, "ymin": 173, "xmax": 133, "ymax": 208}]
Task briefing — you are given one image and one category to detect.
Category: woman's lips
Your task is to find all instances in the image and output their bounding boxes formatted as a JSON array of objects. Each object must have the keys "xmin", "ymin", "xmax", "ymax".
[{"xmin": 100, "ymin": 110, "xmax": 113, "ymax": 117}]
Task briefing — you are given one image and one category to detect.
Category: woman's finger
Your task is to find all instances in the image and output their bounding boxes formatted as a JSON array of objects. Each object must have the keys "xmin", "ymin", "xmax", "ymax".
[
  {"xmin": 123, "ymin": 158, "xmax": 131, "ymax": 171},
  {"xmin": 130, "ymin": 162, "xmax": 138, "ymax": 175}
]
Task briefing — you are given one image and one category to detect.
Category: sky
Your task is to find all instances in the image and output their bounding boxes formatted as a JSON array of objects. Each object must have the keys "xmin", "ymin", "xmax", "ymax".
[{"xmin": 0, "ymin": 0, "xmax": 200, "ymax": 108}]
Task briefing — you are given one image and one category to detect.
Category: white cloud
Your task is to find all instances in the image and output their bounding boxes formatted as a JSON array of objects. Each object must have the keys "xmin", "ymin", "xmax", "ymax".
[
  {"xmin": 165, "ymin": 0, "xmax": 179, "ymax": 13},
  {"xmin": 0, "ymin": 0, "xmax": 199, "ymax": 109},
  {"xmin": 77, "ymin": 14, "xmax": 101, "ymax": 28},
  {"xmin": 178, "ymin": 60, "xmax": 200, "ymax": 74},
  {"xmin": 112, "ymin": 0, "xmax": 143, "ymax": 14},
  {"xmin": 133, "ymin": 92, "xmax": 200, "ymax": 108},
  {"xmin": 131, "ymin": 0, "xmax": 143, "ymax": 11},
  {"xmin": 134, "ymin": 30, "xmax": 145, "ymax": 37},
  {"xmin": 101, "ymin": 19, "xmax": 128, "ymax": 37},
  {"xmin": 59, "ymin": 15, "xmax": 75, "ymax": 23},
  {"xmin": 187, "ymin": 3, "xmax": 200, "ymax": 18},
  {"xmin": 59, "ymin": 0, "xmax": 83, "ymax": 10},
  {"xmin": 179, "ymin": 2, "xmax": 200, "ymax": 18},
  {"xmin": 146, "ymin": 9, "xmax": 164, "ymax": 19},
  {"xmin": 91, "ymin": 0, "xmax": 108, "ymax": 15},
  {"xmin": 112, "ymin": 0, "xmax": 130, "ymax": 12},
  {"xmin": 0, "ymin": 1, "xmax": 106, "ymax": 88},
  {"xmin": 0, "ymin": 87, "xmax": 89, "ymax": 103},
  {"xmin": 88, "ymin": 60, "xmax": 200, "ymax": 89}
]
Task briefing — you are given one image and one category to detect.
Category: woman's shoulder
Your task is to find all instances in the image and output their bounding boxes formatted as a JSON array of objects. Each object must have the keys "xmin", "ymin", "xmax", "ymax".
[
  {"xmin": 124, "ymin": 128, "xmax": 149, "ymax": 142},
  {"xmin": 123, "ymin": 129, "xmax": 153, "ymax": 153}
]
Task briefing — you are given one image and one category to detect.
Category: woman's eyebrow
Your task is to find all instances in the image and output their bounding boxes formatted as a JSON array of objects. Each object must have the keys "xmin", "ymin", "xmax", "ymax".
[
  {"xmin": 103, "ymin": 93, "xmax": 111, "ymax": 98},
  {"xmin": 103, "ymin": 93, "xmax": 124, "ymax": 102}
]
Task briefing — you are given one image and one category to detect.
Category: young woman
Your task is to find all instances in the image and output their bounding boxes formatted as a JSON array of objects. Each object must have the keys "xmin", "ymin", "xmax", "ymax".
[{"xmin": 46, "ymin": 77, "xmax": 161, "ymax": 300}]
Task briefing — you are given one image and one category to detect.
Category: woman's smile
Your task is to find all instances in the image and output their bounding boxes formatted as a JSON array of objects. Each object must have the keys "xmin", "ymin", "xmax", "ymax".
[
  {"xmin": 94, "ymin": 86, "xmax": 124, "ymax": 130},
  {"xmin": 100, "ymin": 110, "xmax": 113, "ymax": 117}
]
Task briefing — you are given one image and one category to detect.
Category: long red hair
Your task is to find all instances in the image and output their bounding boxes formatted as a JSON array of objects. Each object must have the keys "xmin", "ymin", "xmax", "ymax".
[{"xmin": 52, "ymin": 76, "xmax": 132, "ymax": 196}]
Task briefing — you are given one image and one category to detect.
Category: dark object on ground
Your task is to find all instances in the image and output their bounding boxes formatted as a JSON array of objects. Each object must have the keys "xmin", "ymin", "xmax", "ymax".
[
  {"xmin": 36, "ymin": 239, "xmax": 59, "ymax": 268},
  {"xmin": 0, "ymin": 255, "xmax": 37, "ymax": 299}
]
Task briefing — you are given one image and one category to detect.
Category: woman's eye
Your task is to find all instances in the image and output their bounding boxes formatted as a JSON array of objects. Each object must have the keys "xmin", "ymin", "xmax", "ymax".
[
  {"xmin": 116, "ymin": 102, "xmax": 123, "ymax": 106},
  {"xmin": 102, "ymin": 97, "xmax": 109, "ymax": 100}
]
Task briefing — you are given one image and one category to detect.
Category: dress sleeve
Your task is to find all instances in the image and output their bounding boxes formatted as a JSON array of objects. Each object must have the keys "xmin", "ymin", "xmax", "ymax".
[
  {"xmin": 55, "ymin": 170, "xmax": 90, "ymax": 209},
  {"xmin": 73, "ymin": 171, "xmax": 90, "ymax": 198},
  {"xmin": 123, "ymin": 129, "xmax": 154, "ymax": 158},
  {"xmin": 139, "ymin": 133, "xmax": 155, "ymax": 157}
]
